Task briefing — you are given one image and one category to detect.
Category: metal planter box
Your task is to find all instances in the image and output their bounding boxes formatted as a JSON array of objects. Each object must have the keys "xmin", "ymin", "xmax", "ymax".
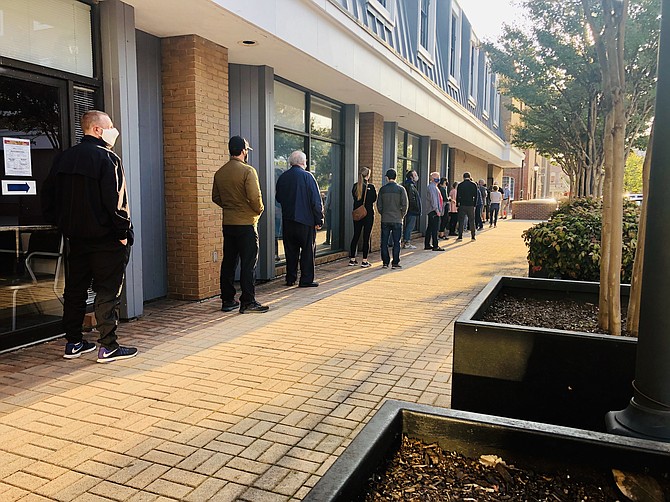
[
  {"xmin": 305, "ymin": 400, "xmax": 670, "ymax": 502},
  {"xmin": 452, "ymin": 275, "xmax": 636, "ymax": 431}
]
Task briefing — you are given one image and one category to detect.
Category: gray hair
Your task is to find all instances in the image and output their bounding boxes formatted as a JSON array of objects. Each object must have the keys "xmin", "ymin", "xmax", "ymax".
[{"xmin": 288, "ymin": 150, "xmax": 306, "ymax": 166}]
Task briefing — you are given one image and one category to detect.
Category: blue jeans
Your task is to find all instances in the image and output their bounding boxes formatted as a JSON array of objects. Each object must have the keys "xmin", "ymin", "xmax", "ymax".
[
  {"xmin": 381, "ymin": 222, "xmax": 402, "ymax": 266},
  {"xmin": 403, "ymin": 213, "xmax": 418, "ymax": 242}
]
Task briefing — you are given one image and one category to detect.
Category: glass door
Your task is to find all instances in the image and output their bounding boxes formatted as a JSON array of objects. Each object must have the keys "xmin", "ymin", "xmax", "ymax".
[{"xmin": 0, "ymin": 71, "xmax": 68, "ymax": 345}]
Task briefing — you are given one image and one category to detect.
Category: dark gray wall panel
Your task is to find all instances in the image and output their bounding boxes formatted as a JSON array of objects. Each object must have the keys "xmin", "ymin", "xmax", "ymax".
[{"xmin": 136, "ymin": 29, "xmax": 167, "ymax": 301}]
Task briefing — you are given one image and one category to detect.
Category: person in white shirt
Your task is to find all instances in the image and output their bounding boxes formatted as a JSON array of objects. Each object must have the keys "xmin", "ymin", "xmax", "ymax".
[{"xmin": 489, "ymin": 185, "xmax": 503, "ymax": 228}]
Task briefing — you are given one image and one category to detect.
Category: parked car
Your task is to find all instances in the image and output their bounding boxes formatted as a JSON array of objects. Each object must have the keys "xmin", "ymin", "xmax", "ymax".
[{"xmin": 626, "ymin": 193, "xmax": 643, "ymax": 205}]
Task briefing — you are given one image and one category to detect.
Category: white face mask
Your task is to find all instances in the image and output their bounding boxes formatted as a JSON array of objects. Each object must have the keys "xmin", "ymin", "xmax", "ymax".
[{"xmin": 101, "ymin": 127, "xmax": 120, "ymax": 147}]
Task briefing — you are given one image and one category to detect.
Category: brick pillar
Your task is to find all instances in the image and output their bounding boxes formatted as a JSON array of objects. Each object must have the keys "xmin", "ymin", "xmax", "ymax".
[
  {"xmin": 358, "ymin": 112, "xmax": 385, "ymax": 253},
  {"xmin": 162, "ymin": 35, "xmax": 228, "ymax": 300}
]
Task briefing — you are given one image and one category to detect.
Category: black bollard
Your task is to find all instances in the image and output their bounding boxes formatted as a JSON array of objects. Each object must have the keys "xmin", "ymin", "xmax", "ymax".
[{"xmin": 606, "ymin": 0, "xmax": 670, "ymax": 441}]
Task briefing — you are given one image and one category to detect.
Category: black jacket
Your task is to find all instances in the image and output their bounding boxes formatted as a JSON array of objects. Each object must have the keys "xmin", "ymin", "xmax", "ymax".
[
  {"xmin": 456, "ymin": 179, "xmax": 479, "ymax": 207},
  {"xmin": 402, "ymin": 180, "xmax": 422, "ymax": 215},
  {"xmin": 42, "ymin": 135, "xmax": 133, "ymax": 243},
  {"xmin": 352, "ymin": 182, "xmax": 377, "ymax": 217}
]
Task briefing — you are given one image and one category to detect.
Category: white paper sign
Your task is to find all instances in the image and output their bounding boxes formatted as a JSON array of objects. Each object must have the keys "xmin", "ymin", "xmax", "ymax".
[
  {"xmin": 3, "ymin": 137, "xmax": 32, "ymax": 177},
  {"xmin": 2, "ymin": 180, "xmax": 37, "ymax": 196}
]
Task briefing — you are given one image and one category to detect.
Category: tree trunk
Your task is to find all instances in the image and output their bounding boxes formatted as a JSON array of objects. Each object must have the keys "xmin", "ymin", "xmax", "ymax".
[
  {"xmin": 627, "ymin": 123, "xmax": 654, "ymax": 336},
  {"xmin": 599, "ymin": 112, "xmax": 614, "ymax": 331}
]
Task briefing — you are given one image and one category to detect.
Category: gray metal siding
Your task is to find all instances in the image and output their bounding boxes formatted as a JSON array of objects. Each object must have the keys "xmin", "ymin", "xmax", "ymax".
[
  {"xmin": 136, "ymin": 30, "xmax": 168, "ymax": 301},
  {"xmin": 331, "ymin": 0, "xmax": 505, "ymax": 141},
  {"xmin": 229, "ymin": 64, "xmax": 275, "ymax": 280}
]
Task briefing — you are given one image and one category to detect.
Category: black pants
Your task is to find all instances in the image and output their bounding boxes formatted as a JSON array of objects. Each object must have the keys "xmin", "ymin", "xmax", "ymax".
[
  {"xmin": 458, "ymin": 206, "xmax": 476, "ymax": 238},
  {"xmin": 63, "ymin": 237, "xmax": 129, "ymax": 349},
  {"xmin": 283, "ymin": 219, "xmax": 316, "ymax": 285},
  {"xmin": 475, "ymin": 204, "xmax": 484, "ymax": 229},
  {"xmin": 448, "ymin": 212, "xmax": 458, "ymax": 235},
  {"xmin": 439, "ymin": 212, "xmax": 449, "ymax": 234},
  {"xmin": 221, "ymin": 225, "xmax": 259, "ymax": 306},
  {"xmin": 350, "ymin": 216, "xmax": 373, "ymax": 259},
  {"xmin": 424, "ymin": 212, "xmax": 440, "ymax": 249}
]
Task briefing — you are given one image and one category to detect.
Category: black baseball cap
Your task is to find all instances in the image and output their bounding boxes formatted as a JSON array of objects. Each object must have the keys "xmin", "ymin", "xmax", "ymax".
[
  {"xmin": 385, "ymin": 168, "xmax": 397, "ymax": 179},
  {"xmin": 229, "ymin": 135, "xmax": 253, "ymax": 152}
]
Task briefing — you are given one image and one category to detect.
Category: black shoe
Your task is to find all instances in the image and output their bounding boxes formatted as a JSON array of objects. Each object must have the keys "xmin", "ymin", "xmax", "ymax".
[
  {"xmin": 424, "ymin": 246, "xmax": 433, "ymax": 250},
  {"xmin": 221, "ymin": 300, "xmax": 240, "ymax": 312},
  {"xmin": 471, "ymin": 236, "xmax": 476, "ymax": 241},
  {"xmin": 286, "ymin": 281, "xmax": 295, "ymax": 287},
  {"xmin": 432, "ymin": 247, "xmax": 445, "ymax": 251},
  {"xmin": 382, "ymin": 264, "xmax": 389, "ymax": 269},
  {"xmin": 240, "ymin": 301, "xmax": 269, "ymax": 314},
  {"xmin": 64, "ymin": 340, "xmax": 96, "ymax": 359},
  {"xmin": 391, "ymin": 264, "xmax": 402, "ymax": 269},
  {"xmin": 456, "ymin": 236, "xmax": 463, "ymax": 240},
  {"xmin": 299, "ymin": 282, "xmax": 319, "ymax": 287}
]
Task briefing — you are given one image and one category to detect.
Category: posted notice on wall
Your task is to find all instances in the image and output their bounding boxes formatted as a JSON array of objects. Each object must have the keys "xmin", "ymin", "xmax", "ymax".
[{"xmin": 3, "ymin": 137, "xmax": 32, "ymax": 177}]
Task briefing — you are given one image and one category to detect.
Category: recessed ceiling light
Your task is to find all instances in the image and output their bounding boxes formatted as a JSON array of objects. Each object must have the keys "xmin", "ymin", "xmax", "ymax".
[{"xmin": 238, "ymin": 40, "xmax": 258, "ymax": 46}]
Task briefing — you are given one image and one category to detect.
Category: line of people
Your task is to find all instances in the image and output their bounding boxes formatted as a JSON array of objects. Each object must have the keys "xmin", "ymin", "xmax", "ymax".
[{"xmin": 348, "ymin": 169, "xmax": 512, "ymax": 268}]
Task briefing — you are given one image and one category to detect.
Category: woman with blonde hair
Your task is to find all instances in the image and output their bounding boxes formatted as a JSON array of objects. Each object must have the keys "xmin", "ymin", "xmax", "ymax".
[{"xmin": 349, "ymin": 166, "xmax": 377, "ymax": 267}]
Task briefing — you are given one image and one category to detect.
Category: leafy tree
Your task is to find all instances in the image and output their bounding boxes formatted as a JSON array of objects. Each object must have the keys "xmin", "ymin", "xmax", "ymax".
[
  {"xmin": 624, "ymin": 150, "xmax": 644, "ymax": 193},
  {"xmin": 485, "ymin": 0, "xmax": 659, "ymax": 198}
]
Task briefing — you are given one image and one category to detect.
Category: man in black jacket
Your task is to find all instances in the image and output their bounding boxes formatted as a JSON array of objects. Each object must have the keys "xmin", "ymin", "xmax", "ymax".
[
  {"xmin": 42, "ymin": 110, "xmax": 138, "ymax": 363},
  {"xmin": 456, "ymin": 172, "xmax": 478, "ymax": 241}
]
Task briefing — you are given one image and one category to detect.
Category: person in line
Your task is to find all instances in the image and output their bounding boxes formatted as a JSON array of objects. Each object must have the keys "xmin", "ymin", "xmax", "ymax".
[
  {"xmin": 457, "ymin": 172, "xmax": 478, "ymax": 241},
  {"xmin": 424, "ymin": 172, "xmax": 445, "ymax": 251},
  {"xmin": 489, "ymin": 184, "xmax": 502, "ymax": 228},
  {"xmin": 377, "ymin": 169, "xmax": 408, "ymax": 269},
  {"xmin": 448, "ymin": 181, "xmax": 459, "ymax": 236},
  {"xmin": 437, "ymin": 177, "xmax": 450, "ymax": 240},
  {"xmin": 212, "ymin": 136, "xmax": 268, "ymax": 314},
  {"xmin": 476, "ymin": 179, "xmax": 487, "ymax": 230},
  {"xmin": 276, "ymin": 150, "xmax": 324, "ymax": 287},
  {"xmin": 42, "ymin": 110, "xmax": 138, "ymax": 362},
  {"xmin": 401, "ymin": 170, "xmax": 421, "ymax": 249},
  {"xmin": 502, "ymin": 184, "xmax": 511, "ymax": 219},
  {"xmin": 349, "ymin": 167, "xmax": 377, "ymax": 268}
]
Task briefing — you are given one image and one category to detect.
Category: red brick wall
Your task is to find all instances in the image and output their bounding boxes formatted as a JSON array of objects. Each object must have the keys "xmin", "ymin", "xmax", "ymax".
[
  {"xmin": 358, "ymin": 112, "xmax": 384, "ymax": 252},
  {"xmin": 512, "ymin": 200, "xmax": 558, "ymax": 220},
  {"xmin": 162, "ymin": 35, "xmax": 228, "ymax": 300}
]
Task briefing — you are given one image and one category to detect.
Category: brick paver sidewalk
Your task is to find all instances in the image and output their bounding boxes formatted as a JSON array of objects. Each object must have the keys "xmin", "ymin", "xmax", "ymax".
[{"xmin": 0, "ymin": 220, "xmax": 533, "ymax": 501}]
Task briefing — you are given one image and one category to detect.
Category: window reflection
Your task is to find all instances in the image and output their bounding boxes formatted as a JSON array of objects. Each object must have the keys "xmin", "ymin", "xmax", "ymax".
[
  {"xmin": 310, "ymin": 97, "xmax": 341, "ymax": 141},
  {"xmin": 311, "ymin": 140, "xmax": 341, "ymax": 251},
  {"xmin": 274, "ymin": 81, "xmax": 306, "ymax": 132},
  {"xmin": 273, "ymin": 131, "xmax": 304, "ymax": 263}
]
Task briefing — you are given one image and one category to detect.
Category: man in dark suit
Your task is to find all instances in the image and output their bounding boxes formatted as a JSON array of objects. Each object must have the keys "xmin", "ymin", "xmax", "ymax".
[{"xmin": 275, "ymin": 151, "xmax": 324, "ymax": 287}]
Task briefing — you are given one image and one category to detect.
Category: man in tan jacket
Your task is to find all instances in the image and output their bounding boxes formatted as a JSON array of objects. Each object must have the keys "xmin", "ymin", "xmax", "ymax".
[{"xmin": 212, "ymin": 136, "xmax": 268, "ymax": 313}]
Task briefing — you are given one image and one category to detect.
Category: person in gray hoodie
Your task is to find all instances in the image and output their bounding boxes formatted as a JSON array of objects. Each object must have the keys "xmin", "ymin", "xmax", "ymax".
[
  {"xmin": 424, "ymin": 172, "xmax": 445, "ymax": 251},
  {"xmin": 376, "ymin": 169, "xmax": 408, "ymax": 269}
]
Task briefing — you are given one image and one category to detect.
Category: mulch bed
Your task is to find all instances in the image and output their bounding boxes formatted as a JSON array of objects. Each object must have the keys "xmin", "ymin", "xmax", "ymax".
[
  {"xmin": 365, "ymin": 436, "xmax": 641, "ymax": 501},
  {"xmin": 481, "ymin": 292, "xmax": 631, "ymax": 336}
]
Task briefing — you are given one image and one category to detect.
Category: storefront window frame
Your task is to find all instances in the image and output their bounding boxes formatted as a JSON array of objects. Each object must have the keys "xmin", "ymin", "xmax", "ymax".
[{"xmin": 273, "ymin": 76, "xmax": 345, "ymax": 262}]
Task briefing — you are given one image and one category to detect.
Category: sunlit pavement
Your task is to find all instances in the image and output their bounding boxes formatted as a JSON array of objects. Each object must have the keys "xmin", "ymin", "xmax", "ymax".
[{"xmin": 0, "ymin": 219, "xmax": 533, "ymax": 501}]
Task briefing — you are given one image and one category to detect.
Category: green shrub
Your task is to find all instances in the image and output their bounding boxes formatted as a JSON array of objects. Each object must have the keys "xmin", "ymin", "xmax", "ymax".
[{"xmin": 522, "ymin": 197, "xmax": 639, "ymax": 282}]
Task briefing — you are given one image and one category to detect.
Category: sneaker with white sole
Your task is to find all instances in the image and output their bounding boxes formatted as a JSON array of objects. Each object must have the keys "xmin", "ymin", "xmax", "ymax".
[
  {"xmin": 64, "ymin": 340, "xmax": 96, "ymax": 359},
  {"xmin": 360, "ymin": 261, "xmax": 371, "ymax": 268},
  {"xmin": 97, "ymin": 346, "xmax": 138, "ymax": 363},
  {"xmin": 403, "ymin": 243, "xmax": 417, "ymax": 249}
]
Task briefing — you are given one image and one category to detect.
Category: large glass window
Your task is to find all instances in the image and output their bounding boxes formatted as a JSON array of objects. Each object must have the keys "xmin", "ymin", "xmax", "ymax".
[
  {"xmin": 0, "ymin": 0, "xmax": 94, "ymax": 77},
  {"xmin": 469, "ymin": 39, "xmax": 479, "ymax": 102},
  {"xmin": 420, "ymin": 0, "xmax": 430, "ymax": 49},
  {"xmin": 396, "ymin": 130, "xmax": 420, "ymax": 176},
  {"xmin": 273, "ymin": 80, "xmax": 344, "ymax": 264},
  {"xmin": 449, "ymin": 6, "xmax": 461, "ymax": 81}
]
